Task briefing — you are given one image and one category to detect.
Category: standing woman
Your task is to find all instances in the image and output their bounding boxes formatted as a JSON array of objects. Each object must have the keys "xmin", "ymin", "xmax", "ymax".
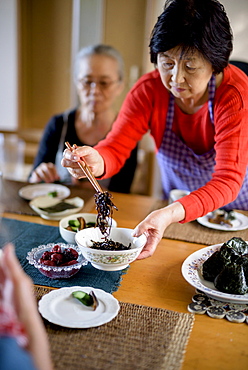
[
  {"xmin": 62, "ymin": 0, "xmax": 248, "ymax": 259},
  {"xmin": 29, "ymin": 44, "xmax": 138, "ymax": 193}
]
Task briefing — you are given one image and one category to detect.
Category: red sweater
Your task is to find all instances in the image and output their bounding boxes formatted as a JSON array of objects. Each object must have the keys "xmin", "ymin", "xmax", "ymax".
[{"xmin": 95, "ymin": 65, "xmax": 248, "ymax": 222}]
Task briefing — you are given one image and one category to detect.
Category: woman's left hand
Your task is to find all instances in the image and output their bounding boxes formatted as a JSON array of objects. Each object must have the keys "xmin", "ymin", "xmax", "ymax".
[{"xmin": 133, "ymin": 202, "xmax": 186, "ymax": 260}]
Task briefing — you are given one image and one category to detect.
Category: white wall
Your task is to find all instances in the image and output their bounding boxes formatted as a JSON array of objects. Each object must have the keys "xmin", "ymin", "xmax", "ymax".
[
  {"xmin": 0, "ymin": 0, "xmax": 18, "ymax": 131},
  {"xmin": 70, "ymin": 0, "xmax": 104, "ymax": 106},
  {"xmin": 221, "ymin": 0, "xmax": 248, "ymax": 62}
]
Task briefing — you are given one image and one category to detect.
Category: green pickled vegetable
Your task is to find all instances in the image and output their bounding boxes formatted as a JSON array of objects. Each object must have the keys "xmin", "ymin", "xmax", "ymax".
[
  {"xmin": 47, "ymin": 191, "xmax": 58, "ymax": 197},
  {"xmin": 68, "ymin": 219, "xmax": 80, "ymax": 228},
  {"xmin": 70, "ymin": 226, "xmax": 79, "ymax": 232},
  {"xmin": 72, "ymin": 290, "xmax": 99, "ymax": 310}
]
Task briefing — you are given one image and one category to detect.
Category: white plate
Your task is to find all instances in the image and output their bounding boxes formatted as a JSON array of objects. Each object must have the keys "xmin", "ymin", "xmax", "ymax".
[
  {"xmin": 19, "ymin": 183, "xmax": 70, "ymax": 200},
  {"xmin": 38, "ymin": 286, "xmax": 120, "ymax": 328},
  {"xmin": 182, "ymin": 244, "xmax": 248, "ymax": 303},
  {"xmin": 197, "ymin": 211, "xmax": 248, "ymax": 231},
  {"xmin": 29, "ymin": 196, "xmax": 84, "ymax": 220}
]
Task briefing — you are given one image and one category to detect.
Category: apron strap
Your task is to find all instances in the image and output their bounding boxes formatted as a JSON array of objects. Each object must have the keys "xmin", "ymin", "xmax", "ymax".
[{"xmin": 208, "ymin": 74, "xmax": 215, "ymax": 124}]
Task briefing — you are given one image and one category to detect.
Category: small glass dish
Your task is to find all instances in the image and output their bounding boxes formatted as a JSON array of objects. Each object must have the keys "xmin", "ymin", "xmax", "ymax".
[{"xmin": 26, "ymin": 243, "xmax": 88, "ymax": 279}]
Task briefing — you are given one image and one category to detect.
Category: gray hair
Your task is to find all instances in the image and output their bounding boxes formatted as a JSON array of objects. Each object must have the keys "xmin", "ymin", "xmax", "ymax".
[{"xmin": 74, "ymin": 44, "xmax": 125, "ymax": 83}]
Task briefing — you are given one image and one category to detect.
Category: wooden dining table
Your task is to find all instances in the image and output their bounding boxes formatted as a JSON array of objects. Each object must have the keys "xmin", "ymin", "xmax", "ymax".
[{"xmin": 3, "ymin": 186, "xmax": 248, "ymax": 370}]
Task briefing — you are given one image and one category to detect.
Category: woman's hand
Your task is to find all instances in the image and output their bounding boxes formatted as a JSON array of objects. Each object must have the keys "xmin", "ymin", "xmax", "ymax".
[
  {"xmin": 61, "ymin": 145, "xmax": 105, "ymax": 179},
  {"xmin": 0, "ymin": 244, "xmax": 53, "ymax": 370},
  {"xmin": 133, "ymin": 202, "xmax": 186, "ymax": 260},
  {"xmin": 29, "ymin": 162, "xmax": 60, "ymax": 183}
]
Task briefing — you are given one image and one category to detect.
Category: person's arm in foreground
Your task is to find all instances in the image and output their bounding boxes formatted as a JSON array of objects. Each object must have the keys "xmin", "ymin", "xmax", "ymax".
[{"xmin": 0, "ymin": 244, "xmax": 53, "ymax": 370}]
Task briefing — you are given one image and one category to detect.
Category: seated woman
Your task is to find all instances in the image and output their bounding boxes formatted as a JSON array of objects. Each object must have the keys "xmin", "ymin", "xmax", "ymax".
[{"xmin": 29, "ymin": 44, "xmax": 138, "ymax": 193}]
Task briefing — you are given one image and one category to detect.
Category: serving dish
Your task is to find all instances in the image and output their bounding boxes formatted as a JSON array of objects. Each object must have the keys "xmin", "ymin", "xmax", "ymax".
[
  {"xmin": 75, "ymin": 227, "xmax": 147, "ymax": 271},
  {"xmin": 38, "ymin": 286, "xmax": 120, "ymax": 328},
  {"xmin": 26, "ymin": 243, "xmax": 88, "ymax": 278},
  {"xmin": 19, "ymin": 183, "xmax": 70, "ymax": 200},
  {"xmin": 59, "ymin": 213, "xmax": 117, "ymax": 244},
  {"xmin": 29, "ymin": 196, "xmax": 84, "ymax": 220},
  {"xmin": 182, "ymin": 243, "xmax": 248, "ymax": 303},
  {"xmin": 197, "ymin": 211, "xmax": 248, "ymax": 231}
]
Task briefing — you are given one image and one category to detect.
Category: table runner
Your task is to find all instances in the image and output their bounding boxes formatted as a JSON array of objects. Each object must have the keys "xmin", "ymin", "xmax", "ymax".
[
  {"xmin": 0, "ymin": 218, "xmax": 125, "ymax": 293},
  {"xmin": 35, "ymin": 286, "xmax": 194, "ymax": 370},
  {"xmin": 1, "ymin": 179, "xmax": 95, "ymax": 215},
  {"xmin": 150, "ymin": 200, "xmax": 248, "ymax": 245}
]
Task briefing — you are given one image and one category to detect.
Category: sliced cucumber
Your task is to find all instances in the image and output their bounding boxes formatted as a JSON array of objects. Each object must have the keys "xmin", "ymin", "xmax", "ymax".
[
  {"xmin": 68, "ymin": 219, "xmax": 80, "ymax": 228},
  {"xmin": 72, "ymin": 291, "xmax": 94, "ymax": 306},
  {"xmin": 48, "ymin": 191, "xmax": 58, "ymax": 197}
]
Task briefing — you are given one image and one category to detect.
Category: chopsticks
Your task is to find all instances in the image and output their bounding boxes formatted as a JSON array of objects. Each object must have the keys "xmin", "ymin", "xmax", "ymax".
[{"xmin": 65, "ymin": 142, "xmax": 103, "ymax": 193}]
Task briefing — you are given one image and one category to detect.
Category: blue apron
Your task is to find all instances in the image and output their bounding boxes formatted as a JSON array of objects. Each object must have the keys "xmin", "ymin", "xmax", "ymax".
[{"xmin": 157, "ymin": 75, "xmax": 248, "ymax": 210}]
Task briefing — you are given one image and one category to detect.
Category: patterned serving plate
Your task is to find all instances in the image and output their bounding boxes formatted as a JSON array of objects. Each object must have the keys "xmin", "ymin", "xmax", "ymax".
[{"xmin": 181, "ymin": 244, "xmax": 248, "ymax": 304}]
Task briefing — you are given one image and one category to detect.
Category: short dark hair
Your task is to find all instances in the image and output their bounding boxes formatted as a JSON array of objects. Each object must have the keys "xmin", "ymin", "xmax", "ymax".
[{"xmin": 149, "ymin": 0, "xmax": 233, "ymax": 74}]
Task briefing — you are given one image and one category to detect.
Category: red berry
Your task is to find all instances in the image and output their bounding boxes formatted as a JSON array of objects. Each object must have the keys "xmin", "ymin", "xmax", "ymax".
[
  {"xmin": 41, "ymin": 251, "xmax": 52, "ymax": 260},
  {"xmin": 51, "ymin": 253, "xmax": 64, "ymax": 265},
  {"xmin": 42, "ymin": 260, "xmax": 56, "ymax": 266},
  {"xmin": 69, "ymin": 248, "xmax": 78, "ymax": 260},
  {"xmin": 51, "ymin": 245, "xmax": 62, "ymax": 253},
  {"xmin": 61, "ymin": 259, "xmax": 78, "ymax": 266}
]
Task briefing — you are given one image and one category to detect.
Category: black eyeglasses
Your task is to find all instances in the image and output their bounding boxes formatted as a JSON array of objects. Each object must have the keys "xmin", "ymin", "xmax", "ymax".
[{"xmin": 77, "ymin": 78, "xmax": 120, "ymax": 91}]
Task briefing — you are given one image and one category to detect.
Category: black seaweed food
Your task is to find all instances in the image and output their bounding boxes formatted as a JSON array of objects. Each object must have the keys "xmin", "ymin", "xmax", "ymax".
[
  {"xmin": 214, "ymin": 262, "xmax": 248, "ymax": 295},
  {"xmin": 90, "ymin": 239, "xmax": 131, "ymax": 251},
  {"xmin": 38, "ymin": 201, "xmax": 77, "ymax": 213},
  {"xmin": 202, "ymin": 237, "xmax": 248, "ymax": 295},
  {"xmin": 225, "ymin": 237, "xmax": 248, "ymax": 255},
  {"xmin": 202, "ymin": 251, "xmax": 224, "ymax": 282},
  {"xmin": 94, "ymin": 191, "xmax": 118, "ymax": 238},
  {"xmin": 241, "ymin": 254, "xmax": 248, "ymax": 282}
]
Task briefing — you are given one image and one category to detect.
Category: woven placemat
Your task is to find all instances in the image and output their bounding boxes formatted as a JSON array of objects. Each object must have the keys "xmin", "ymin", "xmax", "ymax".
[
  {"xmin": 150, "ymin": 200, "xmax": 248, "ymax": 245},
  {"xmin": 35, "ymin": 286, "xmax": 194, "ymax": 370}
]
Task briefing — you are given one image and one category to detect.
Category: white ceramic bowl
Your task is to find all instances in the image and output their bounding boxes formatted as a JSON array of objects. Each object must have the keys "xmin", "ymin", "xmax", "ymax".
[
  {"xmin": 59, "ymin": 213, "xmax": 117, "ymax": 244},
  {"xmin": 75, "ymin": 227, "xmax": 147, "ymax": 271}
]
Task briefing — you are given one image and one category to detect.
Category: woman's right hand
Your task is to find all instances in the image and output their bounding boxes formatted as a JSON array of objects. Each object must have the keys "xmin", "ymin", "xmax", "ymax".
[
  {"xmin": 61, "ymin": 145, "xmax": 105, "ymax": 179},
  {"xmin": 29, "ymin": 162, "xmax": 60, "ymax": 183}
]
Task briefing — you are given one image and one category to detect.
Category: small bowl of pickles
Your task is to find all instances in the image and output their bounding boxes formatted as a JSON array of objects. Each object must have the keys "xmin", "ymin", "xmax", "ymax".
[{"xmin": 59, "ymin": 213, "xmax": 117, "ymax": 244}]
